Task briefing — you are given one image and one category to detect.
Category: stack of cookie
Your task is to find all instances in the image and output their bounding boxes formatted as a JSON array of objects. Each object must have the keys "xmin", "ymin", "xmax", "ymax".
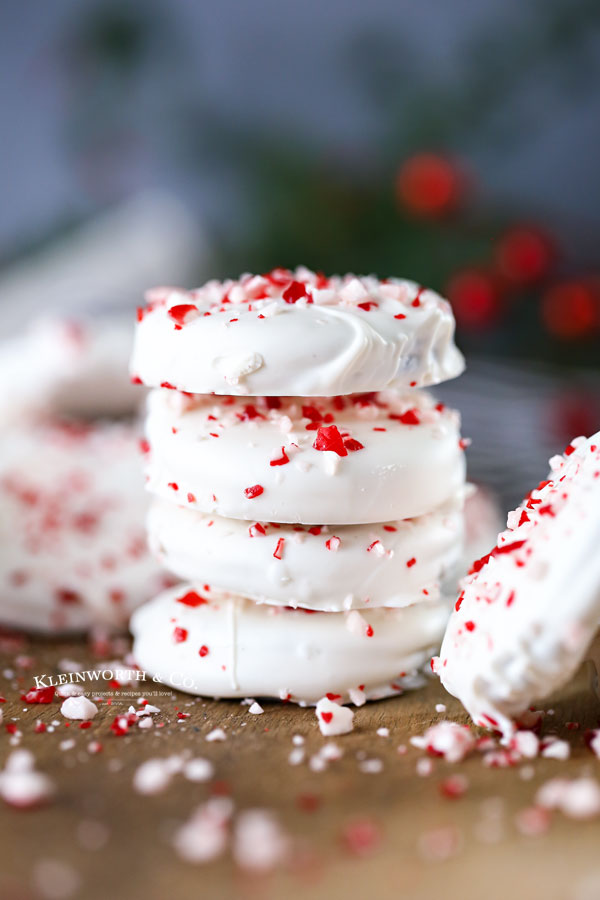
[{"xmin": 130, "ymin": 268, "xmax": 467, "ymax": 705}]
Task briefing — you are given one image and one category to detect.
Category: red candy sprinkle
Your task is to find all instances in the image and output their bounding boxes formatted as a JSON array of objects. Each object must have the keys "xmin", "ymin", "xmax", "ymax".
[
  {"xmin": 173, "ymin": 627, "xmax": 189, "ymax": 643},
  {"xmin": 249, "ymin": 522, "xmax": 266, "ymax": 537},
  {"xmin": 199, "ymin": 645, "xmax": 209, "ymax": 657},
  {"xmin": 270, "ymin": 447, "xmax": 290, "ymax": 466},
  {"xmin": 390, "ymin": 409, "xmax": 421, "ymax": 426},
  {"xmin": 244, "ymin": 485, "xmax": 264, "ymax": 499},
  {"xmin": 464, "ymin": 621, "xmax": 476, "ymax": 632},
  {"xmin": 320, "ymin": 712, "xmax": 333, "ymax": 724},
  {"xmin": 313, "ymin": 425, "xmax": 348, "ymax": 457},
  {"xmin": 273, "ymin": 537, "xmax": 285, "ymax": 560},
  {"xmin": 343, "ymin": 438, "xmax": 364, "ymax": 452},
  {"xmin": 406, "ymin": 557, "xmax": 417, "ymax": 568},
  {"xmin": 282, "ymin": 281, "xmax": 311, "ymax": 304},
  {"xmin": 177, "ymin": 591, "xmax": 208, "ymax": 608},
  {"xmin": 357, "ymin": 301, "xmax": 378, "ymax": 311},
  {"xmin": 168, "ymin": 482, "xmax": 179, "ymax": 492}
]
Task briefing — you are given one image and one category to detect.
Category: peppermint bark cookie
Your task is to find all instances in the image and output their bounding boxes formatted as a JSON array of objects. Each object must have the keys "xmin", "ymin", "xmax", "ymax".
[
  {"xmin": 435, "ymin": 432, "xmax": 600, "ymax": 740},
  {"xmin": 143, "ymin": 389, "xmax": 466, "ymax": 524},
  {"xmin": 131, "ymin": 583, "xmax": 451, "ymax": 705},
  {"xmin": 131, "ymin": 268, "xmax": 464, "ymax": 396}
]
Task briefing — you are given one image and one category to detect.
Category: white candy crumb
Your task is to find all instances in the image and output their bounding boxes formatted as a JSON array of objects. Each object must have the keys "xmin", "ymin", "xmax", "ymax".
[
  {"xmin": 377, "ymin": 727, "xmax": 389, "ymax": 738},
  {"xmin": 248, "ymin": 702, "xmax": 264, "ymax": 715},
  {"xmin": 205, "ymin": 728, "xmax": 226, "ymax": 742},
  {"xmin": 536, "ymin": 777, "xmax": 600, "ymax": 819},
  {"xmin": 0, "ymin": 750, "xmax": 54, "ymax": 808},
  {"xmin": 133, "ymin": 759, "xmax": 175, "ymax": 795},
  {"xmin": 288, "ymin": 748, "xmax": 305, "ymax": 766},
  {"xmin": 359, "ymin": 758, "xmax": 383, "ymax": 774},
  {"xmin": 173, "ymin": 797, "xmax": 233, "ymax": 863},
  {"xmin": 411, "ymin": 721, "xmax": 475, "ymax": 763},
  {"xmin": 233, "ymin": 810, "xmax": 289, "ymax": 872},
  {"xmin": 417, "ymin": 758, "xmax": 434, "ymax": 777},
  {"xmin": 510, "ymin": 730, "xmax": 540, "ymax": 759},
  {"xmin": 348, "ymin": 687, "xmax": 366, "ymax": 707},
  {"xmin": 60, "ymin": 696, "xmax": 98, "ymax": 721},
  {"xmin": 184, "ymin": 758, "xmax": 214, "ymax": 783},
  {"xmin": 541, "ymin": 738, "xmax": 570, "ymax": 760},
  {"xmin": 435, "ymin": 703, "xmax": 447, "ymax": 713},
  {"xmin": 315, "ymin": 697, "xmax": 354, "ymax": 736}
]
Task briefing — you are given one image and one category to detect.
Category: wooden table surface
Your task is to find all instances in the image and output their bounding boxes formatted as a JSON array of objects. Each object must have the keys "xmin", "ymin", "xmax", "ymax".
[{"xmin": 1, "ymin": 634, "xmax": 600, "ymax": 900}]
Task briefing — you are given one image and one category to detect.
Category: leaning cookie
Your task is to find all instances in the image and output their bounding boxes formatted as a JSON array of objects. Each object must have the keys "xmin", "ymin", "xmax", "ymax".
[
  {"xmin": 434, "ymin": 432, "xmax": 600, "ymax": 740},
  {"xmin": 131, "ymin": 268, "xmax": 465, "ymax": 397},
  {"xmin": 0, "ymin": 422, "xmax": 166, "ymax": 634},
  {"xmin": 131, "ymin": 583, "xmax": 451, "ymax": 705},
  {"xmin": 143, "ymin": 389, "xmax": 465, "ymax": 524}
]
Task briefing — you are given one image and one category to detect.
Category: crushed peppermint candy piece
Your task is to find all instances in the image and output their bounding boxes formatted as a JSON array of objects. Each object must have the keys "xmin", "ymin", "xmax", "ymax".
[
  {"xmin": 315, "ymin": 697, "xmax": 354, "ymax": 736},
  {"xmin": 248, "ymin": 702, "xmax": 264, "ymax": 715},
  {"xmin": 536, "ymin": 777, "xmax": 600, "ymax": 819},
  {"xmin": 205, "ymin": 727, "xmax": 227, "ymax": 742},
  {"xmin": 173, "ymin": 797, "xmax": 233, "ymax": 863},
  {"xmin": 233, "ymin": 810, "xmax": 289, "ymax": 872},
  {"xmin": 541, "ymin": 737, "xmax": 570, "ymax": 760},
  {"xmin": 61, "ymin": 695, "xmax": 98, "ymax": 721},
  {"xmin": 0, "ymin": 750, "xmax": 54, "ymax": 808},
  {"xmin": 410, "ymin": 721, "xmax": 475, "ymax": 763}
]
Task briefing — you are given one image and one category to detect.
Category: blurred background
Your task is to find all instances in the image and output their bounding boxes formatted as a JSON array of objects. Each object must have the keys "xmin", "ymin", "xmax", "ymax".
[{"xmin": 1, "ymin": 0, "xmax": 600, "ymax": 505}]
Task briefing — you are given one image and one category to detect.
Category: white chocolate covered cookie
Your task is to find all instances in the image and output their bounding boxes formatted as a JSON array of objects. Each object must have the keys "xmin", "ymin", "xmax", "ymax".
[
  {"xmin": 130, "ymin": 268, "xmax": 464, "ymax": 397},
  {"xmin": 144, "ymin": 389, "xmax": 466, "ymax": 524},
  {"xmin": 147, "ymin": 494, "xmax": 464, "ymax": 611},
  {"xmin": 131, "ymin": 583, "xmax": 451, "ymax": 705}
]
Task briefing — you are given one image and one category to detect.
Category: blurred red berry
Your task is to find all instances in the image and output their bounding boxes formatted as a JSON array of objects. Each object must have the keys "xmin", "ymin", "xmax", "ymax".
[
  {"xmin": 396, "ymin": 153, "xmax": 463, "ymax": 218},
  {"xmin": 541, "ymin": 281, "xmax": 600, "ymax": 339},
  {"xmin": 495, "ymin": 226, "xmax": 555, "ymax": 284},
  {"xmin": 446, "ymin": 269, "xmax": 501, "ymax": 330},
  {"xmin": 549, "ymin": 390, "xmax": 600, "ymax": 445}
]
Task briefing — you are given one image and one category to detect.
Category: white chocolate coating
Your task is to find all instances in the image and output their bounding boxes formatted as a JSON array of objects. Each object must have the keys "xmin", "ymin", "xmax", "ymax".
[
  {"xmin": 0, "ymin": 422, "xmax": 167, "ymax": 633},
  {"xmin": 131, "ymin": 583, "xmax": 451, "ymax": 704},
  {"xmin": 0, "ymin": 317, "xmax": 140, "ymax": 426},
  {"xmin": 147, "ymin": 494, "xmax": 465, "ymax": 611},
  {"xmin": 144, "ymin": 389, "xmax": 466, "ymax": 524},
  {"xmin": 435, "ymin": 433, "xmax": 600, "ymax": 740},
  {"xmin": 130, "ymin": 268, "xmax": 465, "ymax": 396}
]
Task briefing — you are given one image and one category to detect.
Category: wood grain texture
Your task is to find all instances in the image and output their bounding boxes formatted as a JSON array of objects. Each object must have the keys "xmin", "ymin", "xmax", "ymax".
[{"xmin": 1, "ymin": 635, "xmax": 600, "ymax": 900}]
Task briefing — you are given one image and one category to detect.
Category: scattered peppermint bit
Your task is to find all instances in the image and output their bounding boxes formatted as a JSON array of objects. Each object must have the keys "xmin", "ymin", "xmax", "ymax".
[
  {"xmin": 315, "ymin": 697, "xmax": 354, "ymax": 736},
  {"xmin": 206, "ymin": 728, "xmax": 227, "ymax": 742},
  {"xmin": 248, "ymin": 702, "xmax": 264, "ymax": 715},
  {"xmin": 233, "ymin": 810, "xmax": 289, "ymax": 872},
  {"xmin": 410, "ymin": 721, "xmax": 475, "ymax": 763},
  {"xmin": 61, "ymin": 696, "xmax": 98, "ymax": 721},
  {"xmin": 536, "ymin": 777, "xmax": 600, "ymax": 819}
]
